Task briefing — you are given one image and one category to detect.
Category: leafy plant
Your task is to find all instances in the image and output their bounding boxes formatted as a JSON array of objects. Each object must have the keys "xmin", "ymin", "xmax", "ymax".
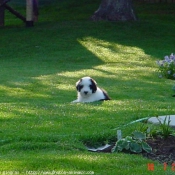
[
  {"xmin": 112, "ymin": 131, "xmax": 152, "ymax": 154},
  {"xmin": 155, "ymin": 116, "xmax": 172, "ymax": 139},
  {"xmin": 157, "ymin": 53, "xmax": 175, "ymax": 80}
]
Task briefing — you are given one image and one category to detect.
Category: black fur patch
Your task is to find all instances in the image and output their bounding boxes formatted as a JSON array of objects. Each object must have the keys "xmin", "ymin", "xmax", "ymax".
[
  {"xmin": 90, "ymin": 78, "xmax": 97, "ymax": 93},
  {"xmin": 100, "ymin": 89, "xmax": 111, "ymax": 101},
  {"xmin": 76, "ymin": 79, "xmax": 83, "ymax": 92}
]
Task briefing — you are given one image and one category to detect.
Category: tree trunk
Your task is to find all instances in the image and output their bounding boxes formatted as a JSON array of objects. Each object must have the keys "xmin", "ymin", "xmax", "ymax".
[{"xmin": 91, "ymin": 0, "xmax": 138, "ymax": 21}]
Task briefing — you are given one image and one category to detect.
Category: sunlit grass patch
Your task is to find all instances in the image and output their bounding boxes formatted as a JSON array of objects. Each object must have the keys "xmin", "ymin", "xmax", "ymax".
[
  {"xmin": 0, "ymin": 151, "xmax": 168, "ymax": 174},
  {"xmin": 78, "ymin": 37, "xmax": 152, "ymax": 64}
]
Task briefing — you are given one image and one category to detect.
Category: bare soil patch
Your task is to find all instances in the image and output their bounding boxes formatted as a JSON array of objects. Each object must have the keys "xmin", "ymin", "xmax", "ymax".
[{"xmin": 142, "ymin": 135, "xmax": 175, "ymax": 164}]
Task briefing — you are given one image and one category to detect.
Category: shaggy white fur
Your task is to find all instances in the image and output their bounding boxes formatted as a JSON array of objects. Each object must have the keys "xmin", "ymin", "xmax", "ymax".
[{"xmin": 72, "ymin": 77, "xmax": 110, "ymax": 103}]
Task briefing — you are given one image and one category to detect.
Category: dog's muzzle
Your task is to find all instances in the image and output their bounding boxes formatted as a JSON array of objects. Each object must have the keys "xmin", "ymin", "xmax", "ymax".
[{"xmin": 84, "ymin": 91, "xmax": 88, "ymax": 95}]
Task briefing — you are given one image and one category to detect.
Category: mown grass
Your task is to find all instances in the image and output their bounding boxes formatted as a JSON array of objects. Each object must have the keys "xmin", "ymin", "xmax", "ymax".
[{"xmin": 0, "ymin": 0, "xmax": 175, "ymax": 174}]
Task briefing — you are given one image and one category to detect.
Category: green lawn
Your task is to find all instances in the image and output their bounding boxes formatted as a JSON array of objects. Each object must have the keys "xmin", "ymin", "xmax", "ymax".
[{"xmin": 0, "ymin": 0, "xmax": 175, "ymax": 174}]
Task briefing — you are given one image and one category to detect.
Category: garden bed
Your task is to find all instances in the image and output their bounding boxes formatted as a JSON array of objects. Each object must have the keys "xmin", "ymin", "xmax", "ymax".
[
  {"xmin": 142, "ymin": 135, "xmax": 175, "ymax": 164},
  {"xmin": 88, "ymin": 135, "xmax": 175, "ymax": 164}
]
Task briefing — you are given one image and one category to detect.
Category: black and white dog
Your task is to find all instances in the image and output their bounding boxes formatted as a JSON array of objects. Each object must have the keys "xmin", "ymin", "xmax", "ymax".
[{"xmin": 72, "ymin": 77, "xmax": 111, "ymax": 103}]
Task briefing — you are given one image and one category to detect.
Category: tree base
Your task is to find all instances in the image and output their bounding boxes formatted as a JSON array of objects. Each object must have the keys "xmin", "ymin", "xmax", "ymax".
[{"xmin": 91, "ymin": 0, "xmax": 138, "ymax": 21}]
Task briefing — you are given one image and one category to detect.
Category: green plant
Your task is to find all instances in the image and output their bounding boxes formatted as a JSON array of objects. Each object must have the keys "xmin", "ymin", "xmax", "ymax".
[
  {"xmin": 155, "ymin": 116, "xmax": 172, "ymax": 139},
  {"xmin": 157, "ymin": 53, "xmax": 175, "ymax": 80},
  {"xmin": 112, "ymin": 131, "xmax": 152, "ymax": 154}
]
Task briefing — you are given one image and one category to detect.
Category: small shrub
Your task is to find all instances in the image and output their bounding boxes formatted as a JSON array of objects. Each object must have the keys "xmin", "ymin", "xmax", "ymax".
[{"xmin": 157, "ymin": 53, "xmax": 175, "ymax": 80}]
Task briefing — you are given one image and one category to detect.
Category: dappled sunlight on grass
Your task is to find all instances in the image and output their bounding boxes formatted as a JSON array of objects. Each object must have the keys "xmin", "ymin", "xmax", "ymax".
[
  {"xmin": 0, "ymin": 151, "xmax": 164, "ymax": 174},
  {"xmin": 0, "ymin": 73, "xmax": 77, "ymax": 105},
  {"xmin": 0, "ymin": 85, "xmax": 50, "ymax": 99},
  {"xmin": 34, "ymin": 74, "xmax": 74, "ymax": 91},
  {"xmin": 78, "ymin": 37, "xmax": 152, "ymax": 64}
]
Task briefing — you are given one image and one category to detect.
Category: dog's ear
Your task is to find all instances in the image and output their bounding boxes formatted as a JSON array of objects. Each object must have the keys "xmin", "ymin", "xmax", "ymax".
[
  {"xmin": 90, "ymin": 78, "xmax": 97, "ymax": 93},
  {"xmin": 76, "ymin": 79, "xmax": 82, "ymax": 92}
]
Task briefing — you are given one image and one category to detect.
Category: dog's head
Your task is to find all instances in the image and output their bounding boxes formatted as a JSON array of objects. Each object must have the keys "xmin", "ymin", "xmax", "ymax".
[{"xmin": 76, "ymin": 77, "xmax": 97, "ymax": 97}]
